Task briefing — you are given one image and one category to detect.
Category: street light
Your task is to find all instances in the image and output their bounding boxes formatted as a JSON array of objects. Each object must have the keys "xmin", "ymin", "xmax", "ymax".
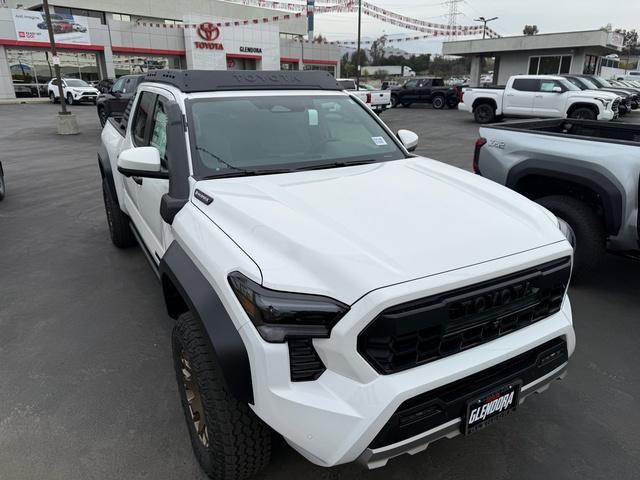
[
  {"xmin": 43, "ymin": 0, "xmax": 79, "ymax": 134},
  {"xmin": 474, "ymin": 16, "xmax": 498, "ymax": 40},
  {"xmin": 355, "ymin": 0, "xmax": 362, "ymax": 89}
]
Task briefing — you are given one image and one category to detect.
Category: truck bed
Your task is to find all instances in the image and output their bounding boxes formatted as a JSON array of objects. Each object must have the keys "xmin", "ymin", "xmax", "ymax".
[{"xmin": 485, "ymin": 119, "xmax": 640, "ymax": 145}]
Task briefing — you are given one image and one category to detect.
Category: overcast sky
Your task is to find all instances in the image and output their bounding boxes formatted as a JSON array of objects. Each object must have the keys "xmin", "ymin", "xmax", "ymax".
[{"xmin": 314, "ymin": 0, "xmax": 640, "ymax": 53}]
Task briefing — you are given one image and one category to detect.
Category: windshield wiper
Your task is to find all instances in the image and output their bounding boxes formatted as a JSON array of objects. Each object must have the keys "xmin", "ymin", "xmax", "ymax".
[
  {"xmin": 294, "ymin": 159, "xmax": 378, "ymax": 172},
  {"xmin": 196, "ymin": 146, "xmax": 254, "ymax": 175}
]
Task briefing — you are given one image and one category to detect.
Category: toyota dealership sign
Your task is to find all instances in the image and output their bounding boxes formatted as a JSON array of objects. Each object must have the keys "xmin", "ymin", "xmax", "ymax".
[{"xmin": 194, "ymin": 22, "xmax": 224, "ymax": 50}]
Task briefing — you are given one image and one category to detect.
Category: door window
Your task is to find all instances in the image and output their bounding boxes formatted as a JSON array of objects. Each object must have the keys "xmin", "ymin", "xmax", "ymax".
[
  {"xmin": 122, "ymin": 77, "xmax": 134, "ymax": 94},
  {"xmin": 539, "ymin": 80, "xmax": 561, "ymax": 92},
  {"xmin": 512, "ymin": 79, "xmax": 539, "ymax": 91},
  {"xmin": 404, "ymin": 80, "xmax": 419, "ymax": 88},
  {"xmin": 150, "ymin": 98, "xmax": 169, "ymax": 163},
  {"xmin": 111, "ymin": 77, "xmax": 125, "ymax": 93},
  {"xmin": 132, "ymin": 91, "xmax": 157, "ymax": 146}
]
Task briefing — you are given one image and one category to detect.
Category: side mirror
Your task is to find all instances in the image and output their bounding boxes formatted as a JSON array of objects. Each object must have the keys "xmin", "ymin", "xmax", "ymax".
[
  {"xmin": 117, "ymin": 146, "xmax": 167, "ymax": 178},
  {"xmin": 552, "ymin": 86, "xmax": 563, "ymax": 93},
  {"xmin": 397, "ymin": 129, "xmax": 419, "ymax": 152}
]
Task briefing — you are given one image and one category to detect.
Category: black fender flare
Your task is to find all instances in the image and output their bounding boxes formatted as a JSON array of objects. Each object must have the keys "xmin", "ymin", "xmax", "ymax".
[
  {"xmin": 160, "ymin": 241, "xmax": 254, "ymax": 404},
  {"xmin": 506, "ymin": 159, "xmax": 625, "ymax": 236},
  {"xmin": 97, "ymin": 144, "xmax": 117, "ymax": 200}
]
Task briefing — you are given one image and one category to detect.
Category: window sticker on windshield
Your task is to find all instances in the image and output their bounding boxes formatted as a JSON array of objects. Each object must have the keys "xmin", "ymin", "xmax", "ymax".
[
  {"xmin": 308, "ymin": 109, "xmax": 319, "ymax": 126},
  {"xmin": 372, "ymin": 136, "xmax": 387, "ymax": 146}
]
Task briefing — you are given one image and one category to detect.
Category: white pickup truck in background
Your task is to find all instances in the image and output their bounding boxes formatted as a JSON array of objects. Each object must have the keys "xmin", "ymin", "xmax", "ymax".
[
  {"xmin": 337, "ymin": 78, "xmax": 391, "ymax": 114},
  {"xmin": 459, "ymin": 75, "xmax": 621, "ymax": 124}
]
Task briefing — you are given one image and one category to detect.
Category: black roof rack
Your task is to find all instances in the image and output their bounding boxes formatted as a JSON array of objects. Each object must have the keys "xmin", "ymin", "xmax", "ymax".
[{"xmin": 142, "ymin": 69, "xmax": 341, "ymax": 93}]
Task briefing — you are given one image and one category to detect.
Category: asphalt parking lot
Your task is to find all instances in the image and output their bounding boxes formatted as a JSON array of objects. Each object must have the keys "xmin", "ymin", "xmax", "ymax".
[{"xmin": 1, "ymin": 102, "xmax": 639, "ymax": 480}]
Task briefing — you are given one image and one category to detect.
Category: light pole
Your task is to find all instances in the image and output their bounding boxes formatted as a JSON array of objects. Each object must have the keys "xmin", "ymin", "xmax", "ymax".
[
  {"xmin": 474, "ymin": 16, "xmax": 498, "ymax": 40},
  {"xmin": 43, "ymin": 0, "xmax": 79, "ymax": 133},
  {"xmin": 355, "ymin": 0, "xmax": 362, "ymax": 89}
]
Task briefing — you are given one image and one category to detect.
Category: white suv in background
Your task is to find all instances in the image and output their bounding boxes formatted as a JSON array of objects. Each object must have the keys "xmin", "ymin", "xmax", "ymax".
[{"xmin": 47, "ymin": 78, "xmax": 99, "ymax": 105}]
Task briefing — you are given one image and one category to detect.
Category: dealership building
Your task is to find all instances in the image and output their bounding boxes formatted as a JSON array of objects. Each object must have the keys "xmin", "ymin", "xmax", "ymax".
[
  {"xmin": 0, "ymin": 1, "xmax": 341, "ymax": 99},
  {"xmin": 443, "ymin": 30, "xmax": 625, "ymax": 86}
]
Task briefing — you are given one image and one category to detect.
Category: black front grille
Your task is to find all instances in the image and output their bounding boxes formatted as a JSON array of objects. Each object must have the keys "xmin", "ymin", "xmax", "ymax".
[
  {"xmin": 369, "ymin": 337, "xmax": 568, "ymax": 449},
  {"xmin": 289, "ymin": 339, "xmax": 326, "ymax": 382},
  {"xmin": 358, "ymin": 257, "xmax": 571, "ymax": 375},
  {"xmin": 613, "ymin": 99, "xmax": 620, "ymax": 112}
]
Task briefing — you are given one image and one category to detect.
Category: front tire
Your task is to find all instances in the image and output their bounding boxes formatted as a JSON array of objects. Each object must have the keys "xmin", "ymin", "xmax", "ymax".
[
  {"xmin": 569, "ymin": 107, "xmax": 596, "ymax": 120},
  {"xmin": 390, "ymin": 94, "xmax": 399, "ymax": 108},
  {"xmin": 0, "ymin": 171, "xmax": 5, "ymax": 202},
  {"xmin": 102, "ymin": 178, "xmax": 135, "ymax": 248},
  {"xmin": 98, "ymin": 107, "xmax": 107, "ymax": 127},
  {"xmin": 432, "ymin": 95, "xmax": 445, "ymax": 109},
  {"xmin": 537, "ymin": 195, "xmax": 606, "ymax": 280},
  {"xmin": 66, "ymin": 93, "xmax": 74, "ymax": 105},
  {"xmin": 172, "ymin": 312, "xmax": 271, "ymax": 480},
  {"xmin": 474, "ymin": 104, "xmax": 496, "ymax": 124}
]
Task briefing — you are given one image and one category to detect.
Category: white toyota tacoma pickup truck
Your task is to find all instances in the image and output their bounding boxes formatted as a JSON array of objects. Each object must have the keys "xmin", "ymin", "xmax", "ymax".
[
  {"xmin": 98, "ymin": 70, "xmax": 575, "ymax": 480},
  {"xmin": 460, "ymin": 75, "xmax": 620, "ymax": 124}
]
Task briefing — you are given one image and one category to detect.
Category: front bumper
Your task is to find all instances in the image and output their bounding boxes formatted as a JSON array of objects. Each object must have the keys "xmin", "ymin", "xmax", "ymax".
[
  {"xmin": 238, "ymin": 243, "xmax": 575, "ymax": 467},
  {"xmin": 73, "ymin": 92, "xmax": 98, "ymax": 101},
  {"xmin": 360, "ymin": 360, "xmax": 568, "ymax": 468},
  {"xmin": 597, "ymin": 109, "xmax": 615, "ymax": 121}
]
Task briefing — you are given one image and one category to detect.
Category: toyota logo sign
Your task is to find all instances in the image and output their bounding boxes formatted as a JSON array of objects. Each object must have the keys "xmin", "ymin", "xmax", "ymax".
[{"xmin": 197, "ymin": 22, "xmax": 220, "ymax": 42}]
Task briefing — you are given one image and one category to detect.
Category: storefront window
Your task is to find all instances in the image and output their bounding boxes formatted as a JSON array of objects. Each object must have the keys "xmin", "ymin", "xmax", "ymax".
[
  {"xmin": 303, "ymin": 64, "xmax": 336, "ymax": 76},
  {"xmin": 528, "ymin": 55, "xmax": 572, "ymax": 75},
  {"xmin": 583, "ymin": 55, "xmax": 599, "ymax": 74},
  {"xmin": 280, "ymin": 61, "xmax": 299, "ymax": 71},
  {"xmin": 113, "ymin": 54, "xmax": 183, "ymax": 77},
  {"xmin": 7, "ymin": 48, "xmax": 98, "ymax": 98}
]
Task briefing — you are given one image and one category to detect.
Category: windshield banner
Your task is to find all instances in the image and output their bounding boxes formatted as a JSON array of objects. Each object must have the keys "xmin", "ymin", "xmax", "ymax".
[{"xmin": 12, "ymin": 9, "xmax": 91, "ymax": 45}]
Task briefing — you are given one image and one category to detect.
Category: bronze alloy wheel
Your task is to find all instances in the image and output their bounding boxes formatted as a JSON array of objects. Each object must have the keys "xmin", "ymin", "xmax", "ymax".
[{"xmin": 179, "ymin": 350, "xmax": 210, "ymax": 447}]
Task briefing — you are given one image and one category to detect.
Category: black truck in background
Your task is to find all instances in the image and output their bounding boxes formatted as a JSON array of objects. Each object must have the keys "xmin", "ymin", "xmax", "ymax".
[
  {"xmin": 96, "ymin": 75, "xmax": 144, "ymax": 126},
  {"xmin": 390, "ymin": 77, "xmax": 460, "ymax": 109}
]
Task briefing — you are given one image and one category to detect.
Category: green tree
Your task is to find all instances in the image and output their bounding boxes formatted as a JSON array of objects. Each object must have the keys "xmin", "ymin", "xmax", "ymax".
[
  {"xmin": 369, "ymin": 35, "xmax": 388, "ymax": 65},
  {"xmin": 350, "ymin": 49, "xmax": 368, "ymax": 67},
  {"xmin": 523, "ymin": 25, "xmax": 539, "ymax": 35}
]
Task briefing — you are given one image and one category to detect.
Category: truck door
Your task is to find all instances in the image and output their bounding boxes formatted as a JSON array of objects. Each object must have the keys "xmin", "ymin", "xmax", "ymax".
[
  {"xmin": 132, "ymin": 93, "xmax": 173, "ymax": 259},
  {"xmin": 418, "ymin": 79, "xmax": 433, "ymax": 102},
  {"xmin": 503, "ymin": 78, "xmax": 539, "ymax": 115},
  {"xmin": 401, "ymin": 79, "xmax": 420, "ymax": 102},
  {"xmin": 533, "ymin": 79, "xmax": 565, "ymax": 117}
]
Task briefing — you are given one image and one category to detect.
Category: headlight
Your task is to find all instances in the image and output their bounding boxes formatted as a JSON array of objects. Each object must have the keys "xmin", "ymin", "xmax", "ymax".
[
  {"xmin": 228, "ymin": 272, "xmax": 349, "ymax": 343},
  {"xmin": 72, "ymin": 89, "xmax": 82, "ymax": 93},
  {"xmin": 594, "ymin": 97, "xmax": 611, "ymax": 106}
]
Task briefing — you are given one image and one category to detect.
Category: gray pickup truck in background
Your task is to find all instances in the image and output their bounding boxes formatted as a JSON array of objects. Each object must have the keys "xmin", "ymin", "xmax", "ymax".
[{"xmin": 474, "ymin": 119, "xmax": 639, "ymax": 278}]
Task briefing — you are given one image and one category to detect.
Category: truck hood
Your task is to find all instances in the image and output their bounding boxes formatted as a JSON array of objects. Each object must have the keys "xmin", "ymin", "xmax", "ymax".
[
  {"xmin": 193, "ymin": 157, "xmax": 565, "ymax": 304},
  {"xmin": 570, "ymin": 90, "xmax": 618, "ymax": 101}
]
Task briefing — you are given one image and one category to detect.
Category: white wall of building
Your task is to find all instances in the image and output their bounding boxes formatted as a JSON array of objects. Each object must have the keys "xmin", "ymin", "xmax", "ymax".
[{"xmin": 8, "ymin": 0, "xmax": 307, "ymax": 35}]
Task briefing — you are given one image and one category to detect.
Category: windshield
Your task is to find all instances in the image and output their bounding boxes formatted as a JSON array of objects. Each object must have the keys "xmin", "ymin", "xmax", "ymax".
[
  {"xmin": 564, "ymin": 77, "xmax": 586, "ymax": 90},
  {"xmin": 579, "ymin": 77, "xmax": 599, "ymax": 89},
  {"xmin": 559, "ymin": 79, "xmax": 581, "ymax": 91},
  {"xmin": 337, "ymin": 80, "xmax": 356, "ymax": 90},
  {"xmin": 65, "ymin": 79, "xmax": 90, "ymax": 87},
  {"xmin": 188, "ymin": 94, "xmax": 405, "ymax": 178},
  {"xmin": 593, "ymin": 76, "xmax": 613, "ymax": 88}
]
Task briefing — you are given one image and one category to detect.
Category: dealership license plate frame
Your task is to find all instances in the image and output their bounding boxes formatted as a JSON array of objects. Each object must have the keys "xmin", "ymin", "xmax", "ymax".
[{"xmin": 464, "ymin": 381, "xmax": 521, "ymax": 435}]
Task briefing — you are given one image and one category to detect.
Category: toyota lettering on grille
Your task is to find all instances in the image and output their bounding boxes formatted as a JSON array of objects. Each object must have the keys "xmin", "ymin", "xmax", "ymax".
[{"xmin": 449, "ymin": 280, "xmax": 533, "ymax": 320}]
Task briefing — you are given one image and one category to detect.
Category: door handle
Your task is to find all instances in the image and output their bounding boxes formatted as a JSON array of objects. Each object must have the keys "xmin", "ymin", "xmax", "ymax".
[
  {"xmin": 535, "ymin": 95, "xmax": 543, "ymax": 98},
  {"xmin": 506, "ymin": 93, "xmax": 515, "ymax": 97},
  {"xmin": 132, "ymin": 176, "xmax": 143, "ymax": 185}
]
